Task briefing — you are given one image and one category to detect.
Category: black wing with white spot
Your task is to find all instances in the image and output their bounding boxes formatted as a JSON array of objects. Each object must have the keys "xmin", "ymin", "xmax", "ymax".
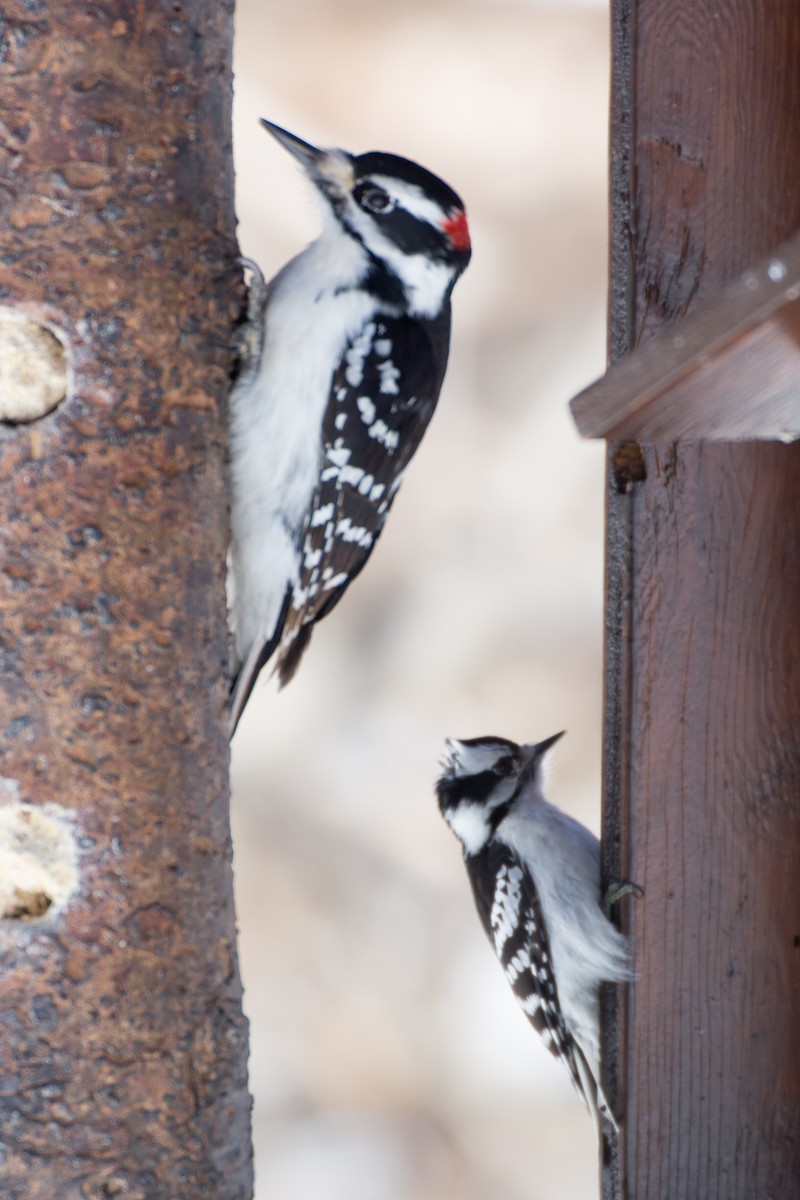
[
  {"xmin": 272, "ymin": 309, "xmax": 451, "ymax": 684},
  {"xmin": 466, "ymin": 841, "xmax": 589, "ymax": 1106}
]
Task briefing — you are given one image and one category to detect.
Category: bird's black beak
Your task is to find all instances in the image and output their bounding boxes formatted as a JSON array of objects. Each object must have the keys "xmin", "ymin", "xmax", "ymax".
[
  {"xmin": 518, "ymin": 731, "xmax": 565, "ymax": 782},
  {"xmin": 260, "ymin": 119, "xmax": 355, "ymax": 203},
  {"xmin": 530, "ymin": 731, "xmax": 566, "ymax": 758},
  {"xmin": 260, "ymin": 119, "xmax": 325, "ymax": 174}
]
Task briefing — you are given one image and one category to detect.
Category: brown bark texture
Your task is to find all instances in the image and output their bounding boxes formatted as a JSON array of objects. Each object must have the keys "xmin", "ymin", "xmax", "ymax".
[
  {"xmin": 0, "ymin": 3, "xmax": 251, "ymax": 1198},
  {"xmin": 602, "ymin": 2, "xmax": 800, "ymax": 1198}
]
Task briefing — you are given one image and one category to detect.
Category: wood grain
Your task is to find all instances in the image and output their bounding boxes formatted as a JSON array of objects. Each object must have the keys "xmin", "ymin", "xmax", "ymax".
[
  {"xmin": 626, "ymin": 443, "xmax": 800, "ymax": 1197},
  {"xmin": 602, "ymin": 1, "xmax": 800, "ymax": 1195},
  {"xmin": 633, "ymin": 0, "xmax": 800, "ymax": 333}
]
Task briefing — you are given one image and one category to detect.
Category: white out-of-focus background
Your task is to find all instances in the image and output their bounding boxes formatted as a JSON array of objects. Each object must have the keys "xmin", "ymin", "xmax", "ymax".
[{"xmin": 230, "ymin": 2, "xmax": 610, "ymax": 1197}]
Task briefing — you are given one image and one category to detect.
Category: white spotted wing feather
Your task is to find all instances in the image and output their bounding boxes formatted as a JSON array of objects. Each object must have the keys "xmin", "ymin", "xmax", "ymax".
[
  {"xmin": 267, "ymin": 312, "xmax": 448, "ymax": 686},
  {"xmin": 472, "ymin": 847, "xmax": 586, "ymax": 1093}
]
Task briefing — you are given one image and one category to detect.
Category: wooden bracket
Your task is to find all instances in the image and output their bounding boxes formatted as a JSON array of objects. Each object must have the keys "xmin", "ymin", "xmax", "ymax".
[{"xmin": 571, "ymin": 229, "xmax": 800, "ymax": 441}]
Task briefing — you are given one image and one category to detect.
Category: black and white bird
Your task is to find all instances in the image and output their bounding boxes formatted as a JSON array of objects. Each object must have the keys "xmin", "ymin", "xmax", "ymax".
[
  {"xmin": 228, "ymin": 121, "xmax": 471, "ymax": 735},
  {"xmin": 436, "ymin": 733, "xmax": 632, "ymax": 1128}
]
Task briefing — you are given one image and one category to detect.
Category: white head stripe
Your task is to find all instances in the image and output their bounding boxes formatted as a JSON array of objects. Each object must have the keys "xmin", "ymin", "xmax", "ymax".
[
  {"xmin": 367, "ymin": 175, "xmax": 452, "ymax": 226},
  {"xmin": 446, "ymin": 739, "xmax": 507, "ymax": 777}
]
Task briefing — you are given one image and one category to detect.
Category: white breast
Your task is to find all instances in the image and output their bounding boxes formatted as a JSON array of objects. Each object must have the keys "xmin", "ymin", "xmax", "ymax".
[{"xmin": 229, "ymin": 230, "xmax": 378, "ymax": 665}]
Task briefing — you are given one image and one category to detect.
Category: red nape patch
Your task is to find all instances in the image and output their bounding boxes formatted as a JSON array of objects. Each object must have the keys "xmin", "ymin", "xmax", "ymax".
[{"xmin": 442, "ymin": 209, "xmax": 471, "ymax": 252}]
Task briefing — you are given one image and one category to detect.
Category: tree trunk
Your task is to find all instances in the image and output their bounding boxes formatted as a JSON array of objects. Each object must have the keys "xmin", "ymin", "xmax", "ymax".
[
  {"xmin": 601, "ymin": 1, "xmax": 800, "ymax": 1197},
  {"xmin": 0, "ymin": 2, "xmax": 252, "ymax": 1196}
]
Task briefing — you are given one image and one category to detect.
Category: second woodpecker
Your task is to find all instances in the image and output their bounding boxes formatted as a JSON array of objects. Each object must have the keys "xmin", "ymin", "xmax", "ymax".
[
  {"xmin": 228, "ymin": 122, "xmax": 471, "ymax": 734},
  {"xmin": 436, "ymin": 733, "xmax": 632, "ymax": 1129}
]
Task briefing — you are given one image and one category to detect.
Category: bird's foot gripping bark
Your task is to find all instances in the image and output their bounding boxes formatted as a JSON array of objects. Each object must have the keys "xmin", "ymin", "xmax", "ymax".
[
  {"xmin": 233, "ymin": 257, "xmax": 268, "ymax": 384},
  {"xmin": 602, "ymin": 879, "xmax": 644, "ymax": 919}
]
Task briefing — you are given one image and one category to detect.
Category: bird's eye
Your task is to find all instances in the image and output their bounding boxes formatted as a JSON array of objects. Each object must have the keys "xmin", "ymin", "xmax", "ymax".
[
  {"xmin": 493, "ymin": 756, "xmax": 517, "ymax": 777},
  {"xmin": 355, "ymin": 183, "xmax": 393, "ymax": 214}
]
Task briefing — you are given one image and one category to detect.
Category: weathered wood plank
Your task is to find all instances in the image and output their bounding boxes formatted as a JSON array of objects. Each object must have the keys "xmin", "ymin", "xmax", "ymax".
[
  {"xmin": 600, "ymin": 2, "xmax": 800, "ymax": 1197},
  {"xmin": 572, "ymin": 234, "xmax": 800, "ymax": 440}
]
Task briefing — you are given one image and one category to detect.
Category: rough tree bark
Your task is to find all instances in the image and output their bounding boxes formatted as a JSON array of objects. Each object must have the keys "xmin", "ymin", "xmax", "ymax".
[
  {"xmin": 594, "ymin": 1, "xmax": 800, "ymax": 1197},
  {"xmin": 0, "ymin": 3, "xmax": 252, "ymax": 1197}
]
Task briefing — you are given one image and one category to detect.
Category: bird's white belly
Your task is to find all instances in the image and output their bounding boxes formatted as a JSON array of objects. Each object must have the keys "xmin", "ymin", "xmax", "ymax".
[{"xmin": 229, "ymin": 282, "xmax": 377, "ymax": 664}]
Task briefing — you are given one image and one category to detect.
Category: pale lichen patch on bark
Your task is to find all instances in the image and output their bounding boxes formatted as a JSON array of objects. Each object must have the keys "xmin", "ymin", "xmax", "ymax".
[
  {"xmin": 0, "ymin": 792, "xmax": 80, "ymax": 924},
  {"xmin": 0, "ymin": 308, "xmax": 68, "ymax": 423}
]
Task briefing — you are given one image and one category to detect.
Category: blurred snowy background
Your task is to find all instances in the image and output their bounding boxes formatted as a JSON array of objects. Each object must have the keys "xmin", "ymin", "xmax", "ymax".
[{"xmin": 230, "ymin": 1, "xmax": 610, "ymax": 1197}]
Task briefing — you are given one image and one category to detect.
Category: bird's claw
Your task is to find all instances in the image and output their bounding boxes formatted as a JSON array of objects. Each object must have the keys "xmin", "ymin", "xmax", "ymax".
[
  {"xmin": 233, "ymin": 257, "xmax": 268, "ymax": 383},
  {"xmin": 602, "ymin": 879, "xmax": 644, "ymax": 919}
]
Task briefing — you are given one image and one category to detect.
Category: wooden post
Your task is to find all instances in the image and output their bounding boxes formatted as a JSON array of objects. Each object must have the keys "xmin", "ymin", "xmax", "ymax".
[
  {"xmin": 0, "ymin": 3, "xmax": 251, "ymax": 1196},
  {"xmin": 577, "ymin": 1, "xmax": 800, "ymax": 1195}
]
